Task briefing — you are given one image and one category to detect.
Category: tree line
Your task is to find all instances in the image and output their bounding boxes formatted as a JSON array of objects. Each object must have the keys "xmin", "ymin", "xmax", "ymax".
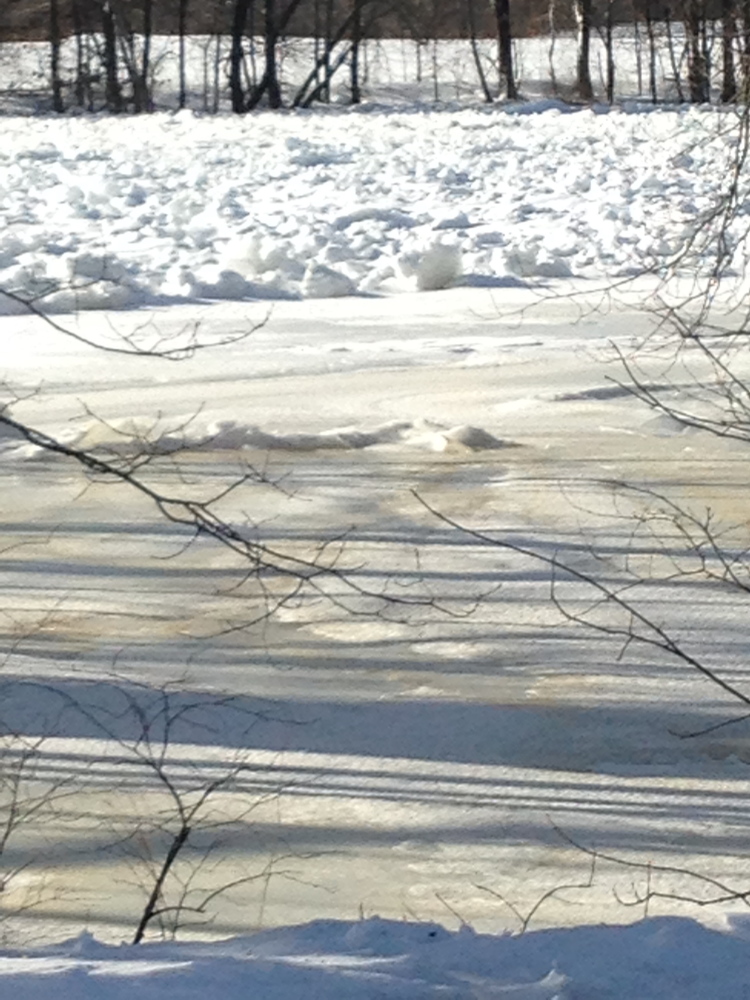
[{"xmin": 0, "ymin": 2, "xmax": 747, "ymax": 116}]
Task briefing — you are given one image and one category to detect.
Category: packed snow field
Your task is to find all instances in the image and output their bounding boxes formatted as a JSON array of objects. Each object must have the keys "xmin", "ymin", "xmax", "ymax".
[
  {"xmin": 3, "ymin": 96, "xmax": 750, "ymax": 995},
  {"xmin": 0, "ymin": 102, "xmax": 734, "ymax": 313}
]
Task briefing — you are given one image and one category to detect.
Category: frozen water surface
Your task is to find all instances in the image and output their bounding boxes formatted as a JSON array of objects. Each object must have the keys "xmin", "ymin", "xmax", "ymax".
[{"xmin": 4, "ymin": 285, "xmax": 750, "ymax": 941}]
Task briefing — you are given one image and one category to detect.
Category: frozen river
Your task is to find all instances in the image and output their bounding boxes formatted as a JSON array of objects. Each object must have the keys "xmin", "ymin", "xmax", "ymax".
[{"xmin": 2, "ymin": 285, "xmax": 750, "ymax": 941}]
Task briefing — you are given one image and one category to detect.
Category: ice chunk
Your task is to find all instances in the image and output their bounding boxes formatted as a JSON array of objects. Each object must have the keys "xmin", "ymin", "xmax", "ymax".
[
  {"xmin": 415, "ymin": 243, "xmax": 462, "ymax": 291},
  {"xmin": 302, "ymin": 263, "xmax": 356, "ymax": 298},
  {"xmin": 439, "ymin": 425, "xmax": 508, "ymax": 451},
  {"xmin": 192, "ymin": 267, "xmax": 254, "ymax": 300},
  {"xmin": 435, "ymin": 211, "xmax": 471, "ymax": 230}
]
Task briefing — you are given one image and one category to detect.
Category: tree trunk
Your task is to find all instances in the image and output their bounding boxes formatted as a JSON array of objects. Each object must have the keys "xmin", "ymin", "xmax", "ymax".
[
  {"xmin": 132, "ymin": 824, "xmax": 190, "ymax": 945},
  {"xmin": 102, "ymin": 1, "xmax": 122, "ymax": 113},
  {"xmin": 467, "ymin": 0, "xmax": 492, "ymax": 102},
  {"xmin": 133, "ymin": 0, "xmax": 153, "ymax": 112},
  {"xmin": 247, "ymin": 0, "xmax": 258, "ymax": 87},
  {"xmin": 178, "ymin": 0, "xmax": 188, "ymax": 109},
  {"xmin": 664, "ymin": 3, "xmax": 685, "ymax": 101},
  {"xmin": 230, "ymin": 0, "xmax": 251, "ymax": 112},
  {"xmin": 633, "ymin": 14, "xmax": 643, "ymax": 94},
  {"xmin": 493, "ymin": 0, "xmax": 517, "ymax": 99},
  {"xmin": 547, "ymin": 0, "xmax": 558, "ymax": 94},
  {"xmin": 299, "ymin": 43, "xmax": 352, "ymax": 107},
  {"xmin": 212, "ymin": 34, "xmax": 222, "ymax": 112},
  {"xmin": 603, "ymin": 0, "xmax": 615, "ymax": 103},
  {"xmin": 292, "ymin": 5, "xmax": 357, "ymax": 106},
  {"xmin": 72, "ymin": 0, "xmax": 90, "ymax": 109},
  {"xmin": 264, "ymin": 0, "xmax": 282, "ymax": 108},
  {"xmin": 644, "ymin": 4, "xmax": 658, "ymax": 103},
  {"xmin": 350, "ymin": 0, "xmax": 363, "ymax": 104},
  {"xmin": 721, "ymin": 0, "xmax": 738, "ymax": 102},
  {"xmin": 741, "ymin": 0, "xmax": 750, "ymax": 96},
  {"xmin": 246, "ymin": 0, "xmax": 305, "ymax": 108},
  {"xmin": 49, "ymin": 0, "xmax": 64, "ymax": 112},
  {"xmin": 323, "ymin": 0, "xmax": 334, "ymax": 102},
  {"xmin": 573, "ymin": 0, "xmax": 593, "ymax": 101},
  {"xmin": 685, "ymin": 0, "xmax": 710, "ymax": 102},
  {"xmin": 313, "ymin": 0, "xmax": 322, "ymax": 93}
]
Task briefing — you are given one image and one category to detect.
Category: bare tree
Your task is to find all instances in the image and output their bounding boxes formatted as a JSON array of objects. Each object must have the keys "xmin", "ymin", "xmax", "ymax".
[
  {"xmin": 573, "ymin": 0, "xmax": 594, "ymax": 100},
  {"xmin": 547, "ymin": 0, "xmax": 560, "ymax": 95},
  {"xmin": 493, "ymin": 0, "xmax": 518, "ymax": 99},
  {"xmin": 110, "ymin": 0, "xmax": 155, "ymax": 112},
  {"xmin": 350, "ymin": 0, "xmax": 365, "ymax": 103},
  {"xmin": 0, "ymin": 665, "xmax": 88, "ymax": 935},
  {"xmin": 241, "ymin": 0, "xmax": 307, "ymax": 109},
  {"xmin": 230, "ymin": 0, "xmax": 253, "ymax": 112},
  {"xmin": 0, "ymin": 730, "xmax": 73, "ymax": 915},
  {"xmin": 101, "ymin": 0, "xmax": 123, "ymax": 112},
  {"xmin": 47, "ymin": 681, "xmax": 288, "ymax": 944},
  {"xmin": 600, "ymin": 0, "xmax": 615, "ymax": 103},
  {"xmin": 178, "ymin": 0, "xmax": 190, "ymax": 109},
  {"xmin": 721, "ymin": 0, "xmax": 738, "ymax": 102},
  {"xmin": 292, "ymin": 0, "xmax": 380, "ymax": 107},
  {"xmin": 632, "ymin": 0, "xmax": 660, "ymax": 103},
  {"xmin": 664, "ymin": 2, "xmax": 686, "ymax": 101},
  {"xmin": 685, "ymin": 0, "xmax": 710, "ymax": 102},
  {"xmin": 48, "ymin": 0, "xmax": 64, "ymax": 112}
]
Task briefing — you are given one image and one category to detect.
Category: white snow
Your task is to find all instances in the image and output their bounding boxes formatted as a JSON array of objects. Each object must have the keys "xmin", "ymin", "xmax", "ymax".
[
  {"xmin": 5, "ymin": 915, "xmax": 750, "ymax": 999},
  {"xmin": 0, "ymin": 103, "xmax": 739, "ymax": 313},
  {"xmin": 2, "ymin": 46, "xmax": 750, "ymax": 998}
]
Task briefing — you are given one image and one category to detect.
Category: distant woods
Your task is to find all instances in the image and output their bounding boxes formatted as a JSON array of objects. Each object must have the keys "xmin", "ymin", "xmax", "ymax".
[{"xmin": 1, "ymin": 0, "xmax": 748, "ymax": 112}]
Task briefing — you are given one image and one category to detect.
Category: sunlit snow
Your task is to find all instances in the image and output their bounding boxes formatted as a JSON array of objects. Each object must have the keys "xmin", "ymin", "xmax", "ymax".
[
  {"xmin": 0, "ymin": 102, "xmax": 734, "ymax": 312},
  {"xmin": 3, "ymin": 38, "xmax": 750, "ymax": 1000}
]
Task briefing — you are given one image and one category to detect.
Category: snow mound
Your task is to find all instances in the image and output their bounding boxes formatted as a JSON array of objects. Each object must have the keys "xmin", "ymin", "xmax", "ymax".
[
  {"xmin": 431, "ymin": 424, "xmax": 510, "ymax": 452},
  {"xmin": 3, "ymin": 417, "xmax": 514, "ymax": 459},
  {"xmin": 641, "ymin": 413, "xmax": 696, "ymax": 436},
  {"xmin": 4, "ymin": 916, "xmax": 750, "ymax": 999}
]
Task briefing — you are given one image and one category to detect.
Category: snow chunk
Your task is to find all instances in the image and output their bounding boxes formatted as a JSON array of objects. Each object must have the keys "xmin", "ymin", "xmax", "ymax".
[
  {"xmin": 435, "ymin": 211, "xmax": 471, "ymax": 230},
  {"xmin": 286, "ymin": 136, "xmax": 354, "ymax": 167},
  {"xmin": 191, "ymin": 267, "xmax": 256, "ymax": 300},
  {"xmin": 415, "ymin": 243, "xmax": 463, "ymax": 291},
  {"xmin": 334, "ymin": 207, "xmax": 418, "ymax": 231},
  {"xmin": 431, "ymin": 425, "xmax": 510, "ymax": 452},
  {"xmin": 504, "ymin": 245, "xmax": 573, "ymax": 279},
  {"xmin": 69, "ymin": 252, "xmax": 133, "ymax": 284},
  {"xmin": 302, "ymin": 263, "xmax": 356, "ymax": 299},
  {"xmin": 642, "ymin": 413, "xmax": 695, "ymax": 436}
]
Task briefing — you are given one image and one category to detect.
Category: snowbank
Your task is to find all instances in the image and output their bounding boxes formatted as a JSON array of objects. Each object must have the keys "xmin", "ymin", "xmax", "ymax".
[{"xmin": 4, "ymin": 916, "xmax": 750, "ymax": 999}]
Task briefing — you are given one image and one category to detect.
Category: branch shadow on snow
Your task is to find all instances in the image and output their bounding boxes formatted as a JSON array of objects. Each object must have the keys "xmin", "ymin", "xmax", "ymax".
[{"xmin": 3, "ymin": 669, "xmax": 750, "ymax": 859}]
